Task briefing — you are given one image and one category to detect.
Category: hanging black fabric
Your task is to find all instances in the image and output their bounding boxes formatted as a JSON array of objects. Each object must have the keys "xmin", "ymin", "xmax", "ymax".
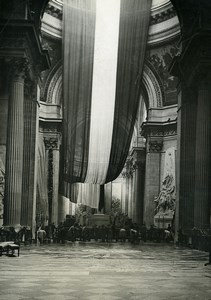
[
  {"xmin": 106, "ymin": 0, "xmax": 152, "ymax": 182},
  {"xmin": 62, "ymin": 0, "xmax": 96, "ymax": 197},
  {"xmin": 61, "ymin": 0, "xmax": 151, "ymax": 208}
]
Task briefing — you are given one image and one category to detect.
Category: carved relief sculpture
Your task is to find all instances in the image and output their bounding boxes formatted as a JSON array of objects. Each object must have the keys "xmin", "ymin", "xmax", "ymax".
[{"xmin": 154, "ymin": 147, "xmax": 176, "ymax": 226}]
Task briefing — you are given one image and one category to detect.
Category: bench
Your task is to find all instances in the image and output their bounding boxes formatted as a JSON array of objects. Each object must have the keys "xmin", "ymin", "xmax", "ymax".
[{"xmin": 0, "ymin": 242, "xmax": 20, "ymax": 257}]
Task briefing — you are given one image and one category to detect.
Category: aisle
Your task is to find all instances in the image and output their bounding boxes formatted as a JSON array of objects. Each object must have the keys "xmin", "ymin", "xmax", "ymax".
[{"xmin": 0, "ymin": 242, "xmax": 211, "ymax": 300}]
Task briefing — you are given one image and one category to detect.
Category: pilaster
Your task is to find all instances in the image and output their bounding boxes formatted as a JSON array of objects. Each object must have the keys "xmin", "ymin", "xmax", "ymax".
[
  {"xmin": 43, "ymin": 132, "xmax": 61, "ymax": 225},
  {"xmin": 131, "ymin": 147, "xmax": 146, "ymax": 225},
  {"xmin": 144, "ymin": 139, "xmax": 163, "ymax": 227}
]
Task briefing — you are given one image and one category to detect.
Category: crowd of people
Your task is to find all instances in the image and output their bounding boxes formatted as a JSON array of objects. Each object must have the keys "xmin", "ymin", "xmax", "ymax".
[
  {"xmin": 36, "ymin": 220, "xmax": 174, "ymax": 245},
  {"xmin": 0, "ymin": 218, "xmax": 174, "ymax": 245}
]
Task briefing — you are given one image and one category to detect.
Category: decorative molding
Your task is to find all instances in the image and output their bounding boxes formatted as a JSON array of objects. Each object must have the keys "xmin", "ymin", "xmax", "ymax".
[
  {"xmin": 44, "ymin": 137, "xmax": 59, "ymax": 149},
  {"xmin": 45, "ymin": 62, "xmax": 62, "ymax": 104},
  {"xmin": 0, "ymin": 25, "xmax": 50, "ymax": 75},
  {"xmin": 142, "ymin": 62, "xmax": 164, "ymax": 108},
  {"xmin": 45, "ymin": 3, "xmax": 62, "ymax": 20},
  {"xmin": 148, "ymin": 140, "xmax": 163, "ymax": 152},
  {"xmin": 39, "ymin": 121, "xmax": 62, "ymax": 134},
  {"xmin": 11, "ymin": 57, "xmax": 29, "ymax": 80},
  {"xmin": 150, "ymin": 7, "xmax": 177, "ymax": 26},
  {"xmin": 141, "ymin": 121, "xmax": 177, "ymax": 138}
]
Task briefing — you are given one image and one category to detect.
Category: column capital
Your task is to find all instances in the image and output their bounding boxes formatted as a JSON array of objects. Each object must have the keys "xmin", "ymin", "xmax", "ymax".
[
  {"xmin": 8, "ymin": 57, "xmax": 29, "ymax": 82},
  {"xmin": 170, "ymin": 32, "xmax": 211, "ymax": 88},
  {"xmin": 44, "ymin": 137, "xmax": 60, "ymax": 150},
  {"xmin": 130, "ymin": 147, "xmax": 146, "ymax": 168},
  {"xmin": 121, "ymin": 159, "xmax": 135, "ymax": 178},
  {"xmin": 198, "ymin": 72, "xmax": 211, "ymax": 91},
  {"xmin": 147, "ymin": 140, "xmax": 163, "ymax": 153}
]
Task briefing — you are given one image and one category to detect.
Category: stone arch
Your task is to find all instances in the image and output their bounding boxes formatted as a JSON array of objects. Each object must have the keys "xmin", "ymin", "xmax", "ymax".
[
  {"xmin": 142, "ymin": 60, "xmax": 164, "ymax": 108},
  {"xmin": 45, "ymin": 58, "xmax": 164, "ymax": 109},
  {"xmin": 44, "ymin": 61, "xmax": 62, "ymax": 104}
]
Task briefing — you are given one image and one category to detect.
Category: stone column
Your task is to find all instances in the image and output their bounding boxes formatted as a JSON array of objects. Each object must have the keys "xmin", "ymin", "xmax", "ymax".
[
  {"xmin": 52, "ymin": 148, "xmax": 60, "ymax": 225},
  {"xmin": 127, "ymin": 168, "xmax": 134, "ymax": 219},
  {"xmin": 194, "ymin": 77, "xmax": 211, "ymax": 228},
  {"xmin": 144, "ymin": 140, "xmax": 162, "ymax": 227},
  {"xmin": 125, "ymin": 176, "xmax": 129, "ymax": 215},
  {"xmin": 177, "ymin": 85, "xmax": 197, "ymax": 231},
  {"xmin": 4, "ymin": 59, "xmax": 27, "ymax": 227},
  {"xmin": 174, "ymin": 84, "xmax": 182, "ymax": 242},
  {"xmin": 104, "ymin": 182, "xmax": 112, "ymax": 214},
  {"xmin": 58, "ymin": 195, "xmax": 69, "ymax": 224},
  {"xmin": 134, "ymin": 161, "xmax": 145, "ymax": 225},
  {"xmin": 131, "ymin": 148, "xmax": 146, "ymax": 225},
  {"xmin": 21, "ymin": 82, "xmax": 39, "ymax": 228},
  {"xmin": 120, "ymin": 176, "xmax": 126, "ymax": 213}
]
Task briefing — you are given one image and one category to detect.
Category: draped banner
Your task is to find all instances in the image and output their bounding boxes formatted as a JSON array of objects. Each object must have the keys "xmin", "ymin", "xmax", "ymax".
[{"xmin": 62, "ymin": 0, "xmax": 151, "ymax": 207}]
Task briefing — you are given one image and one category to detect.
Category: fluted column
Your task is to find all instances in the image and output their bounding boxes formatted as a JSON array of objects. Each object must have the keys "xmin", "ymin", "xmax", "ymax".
[
  {"xmin": 134, "ymin": 161, "xmax": 145, "ymax": 225},
  {"xmin": 21, "ymin": 82, "xmax": 38, "ymax": 228},
  {"xmin": 128, "ymin": 175, "xmax": 133, "ymax": 219},
  {"xmin": 4, "ymin": 59, "xmax": 26, "ymax": 227},
  {"xmin": 125, "ymin": 176, "xmax": 129, "ymax": 215},
  {"xmin": 120, "ymin": 176, "xmax": 126, "ymax": 213},
  {"xmin": 131, "ymin": 148, "xmax": 146, "ymax": 225},
  {"xmin": 194, "ymin": 78, "xmax": 211, "ymax": 228},
  {"xmin": 178, "ymin": 86, "xmax": 197, "ymax": 231},
  {"xmin": 51, "ymin": 148, "xmax": 60, "ymax": 224},
  {"xmin": 104, "ymin": 182, "xmax": 112, "ymax": 214}
]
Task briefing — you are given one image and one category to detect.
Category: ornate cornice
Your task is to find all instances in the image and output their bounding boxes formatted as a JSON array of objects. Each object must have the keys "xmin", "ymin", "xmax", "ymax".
[
  {"xmin": 39, "ymin": 120, "xmax": 62, "ymax": 137},
  {"xmin": 150, "ymin": 7, "xmax": 177, "ymax": 26},
  {"xmin": 41, "ymin": 0, "xmax": 180, "ymax": 46},
  {"xmin": 141, "ymin": 120, "xmax": 177, "ymax": 138},
  {"xmin": 45, "ymin": 4, "xmax": 62, "ymax": 20},
  {"xmin": 44, "ymin": 2, "xmax": 177, "ymax": 25},
  {"xmin": 0, "ymin": 23, "xmax": 50, "ymax": 78}
]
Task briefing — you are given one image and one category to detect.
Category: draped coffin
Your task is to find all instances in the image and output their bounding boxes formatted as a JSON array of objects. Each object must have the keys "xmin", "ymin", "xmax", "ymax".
[{"xmin": 62, "ymin": 0, "xmax": 151, "ymax": 207}]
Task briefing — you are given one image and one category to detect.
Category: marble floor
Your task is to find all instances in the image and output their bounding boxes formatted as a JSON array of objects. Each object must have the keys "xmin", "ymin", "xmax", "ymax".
[{"xmin": 0, "ymin": 241, "xmax": 211, "ymax": 300}]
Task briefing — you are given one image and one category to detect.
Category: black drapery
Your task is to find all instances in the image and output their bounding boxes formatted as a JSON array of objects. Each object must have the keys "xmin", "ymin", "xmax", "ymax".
[
  {"xmin": 62, "ymin": 0, "xmax": 96, "ymax": 196},
  {"xmin": 62, "ymin": 0, "xmax": 151, "ymax": 207},
  {"xmin": 105, "ymin": 0, "xmax": 152, "ymax": 182}
]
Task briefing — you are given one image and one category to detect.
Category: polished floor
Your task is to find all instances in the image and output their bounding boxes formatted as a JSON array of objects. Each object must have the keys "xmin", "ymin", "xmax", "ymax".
[{"xmin": 0, "ymin": 241, "xmax": 211, "ymax": 300}]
